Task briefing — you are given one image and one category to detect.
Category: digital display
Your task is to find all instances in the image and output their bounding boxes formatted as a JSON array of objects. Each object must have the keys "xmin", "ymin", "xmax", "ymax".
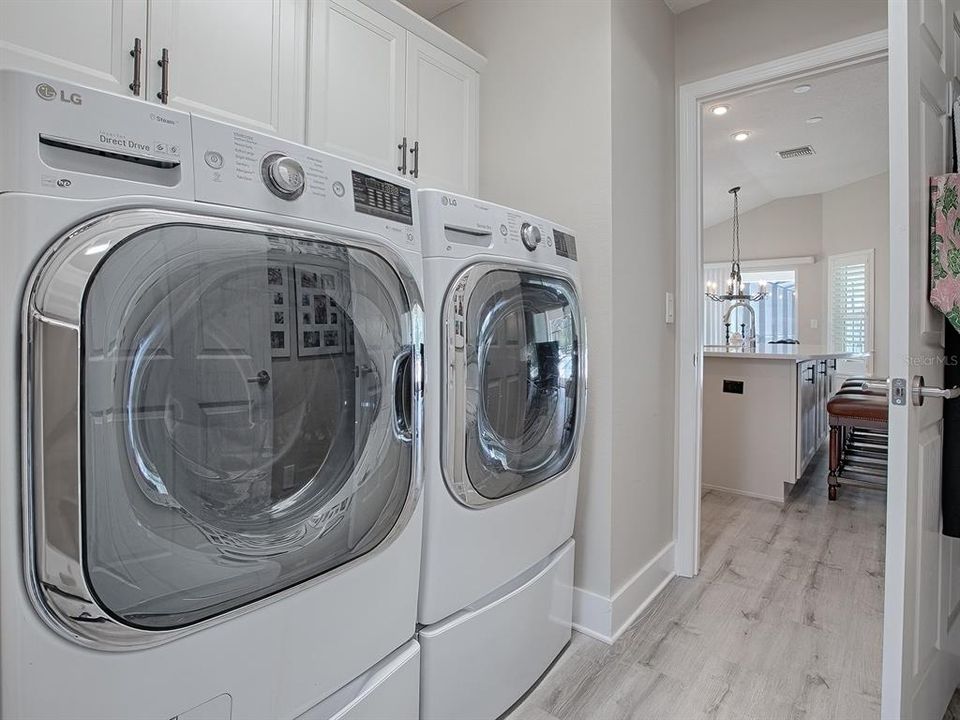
[
  {"xmin": 351, "ymin": 171, "xmax": 413, "ymax": 225},
  {"xmin": 554, "ymin": 229, "xmax": 578, "ymax": 260}
]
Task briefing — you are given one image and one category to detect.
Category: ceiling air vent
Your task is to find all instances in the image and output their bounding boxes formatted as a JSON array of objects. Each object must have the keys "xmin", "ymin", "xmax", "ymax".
[{"xmin": 777, "ymin": 145, "xmax": 816, "ymax": 160}]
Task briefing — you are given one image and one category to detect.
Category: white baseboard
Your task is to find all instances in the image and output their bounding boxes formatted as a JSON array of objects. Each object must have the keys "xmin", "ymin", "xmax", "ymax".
[
  {"xmin": 701, "ymin": 483, "xmax": 783, "ymax": 504},
  {"xmin": 571, "ymin": 585, "xmax": 613, "ymax": 643},
  {"xmin": 571, "ymin": 541, "xmax": 675, "ymax": 644}
]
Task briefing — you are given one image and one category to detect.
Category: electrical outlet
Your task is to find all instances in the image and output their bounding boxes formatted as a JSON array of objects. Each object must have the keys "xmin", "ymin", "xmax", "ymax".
[
  {"xmin": 809, "ymin": 318, "xmax": 818, "ymax": 329},
  {"xmin": 665, "ymin": 292, "xmax": 675, "ymax": 324}
]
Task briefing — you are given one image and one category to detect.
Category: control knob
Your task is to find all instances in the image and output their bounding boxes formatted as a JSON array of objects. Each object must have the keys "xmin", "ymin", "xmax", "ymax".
[
  {"xmin": 261, "ymin": 153, "xmax": 305, "ymax": 200},
  {"xmin": 520, "ymin": 222, "xmax": 541, "ymax": 251}
]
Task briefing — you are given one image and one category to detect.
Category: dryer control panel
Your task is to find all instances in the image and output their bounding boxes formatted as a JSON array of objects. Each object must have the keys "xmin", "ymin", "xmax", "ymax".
[{"xmin": 417, "ymin": 190, "xmax": 579, "ymax": 276}]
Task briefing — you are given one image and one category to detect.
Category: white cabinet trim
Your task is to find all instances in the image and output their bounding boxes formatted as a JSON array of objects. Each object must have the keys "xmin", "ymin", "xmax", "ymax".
[{"xmin": 358, "ymin": 0, "xmax": 485, "ymax": 71}]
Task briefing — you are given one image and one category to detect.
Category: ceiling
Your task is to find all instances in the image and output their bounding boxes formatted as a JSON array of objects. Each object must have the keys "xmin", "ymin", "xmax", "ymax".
[
  {"xmin": 702, "ymin": 59, "xmax": 888, "ymax": 228},
  {"xmin": 663, "ymin": 0, "xmax": 713, "ymax": 13},
  {"xmin": 400, "ymin": 0, "xmax": 708, "ymax": 19},
  {"xmin": 398, "ymin": 0, "xmax": 464, "ymax": 19}
]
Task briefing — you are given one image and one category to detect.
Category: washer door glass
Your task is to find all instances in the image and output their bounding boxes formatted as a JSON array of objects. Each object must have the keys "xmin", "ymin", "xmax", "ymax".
[
  {"xmin": 463, "ymin": 270, "xmax": 581, "ymax": 500},
  {"xmin": 82, "ymin": 225, "xmax": 415, "ymax": 629}
]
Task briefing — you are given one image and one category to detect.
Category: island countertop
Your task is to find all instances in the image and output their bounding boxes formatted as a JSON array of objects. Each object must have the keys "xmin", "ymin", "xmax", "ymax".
[{"xmin": 703, "ymin": 345, "xmax": 867, "ymax": 363}]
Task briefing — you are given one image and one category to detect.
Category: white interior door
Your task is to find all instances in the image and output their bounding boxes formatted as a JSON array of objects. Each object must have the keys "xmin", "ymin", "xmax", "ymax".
[
  {"xmin": 0, "ymin": 0, "xmax": 145, "ymax": 97},
  {"xmin": 404, "ymin": 34, "xmax": 478, "ymax": 195},
  {"xmin": 306, "ymin": 0, "xmax": 406, "ymax": 174},
  {"xmin": 885, "ymin": 1, "xmax": 960, "ymax": 716},
  {"xmin": 147, "ymin": 0, "xmax": 305, "ymax": 140}
]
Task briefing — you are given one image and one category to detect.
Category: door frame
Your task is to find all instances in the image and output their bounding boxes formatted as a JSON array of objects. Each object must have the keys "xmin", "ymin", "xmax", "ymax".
[{"xmin": 673, "ymin": 30, "xmax": 889, "ymax": 578}]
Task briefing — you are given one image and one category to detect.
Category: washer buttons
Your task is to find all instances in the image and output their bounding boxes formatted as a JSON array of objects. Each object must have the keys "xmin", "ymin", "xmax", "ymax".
[
  {"xmin": 499, "ymin": 224, "xmax": 507, "ymax": 237},
  {"xmin": 204, "ymin": 151, "xmax": 224, "ymax": 169},
  {"xmin": 333, "ymin": 181, "xmax": 345, "ymax": 197}
]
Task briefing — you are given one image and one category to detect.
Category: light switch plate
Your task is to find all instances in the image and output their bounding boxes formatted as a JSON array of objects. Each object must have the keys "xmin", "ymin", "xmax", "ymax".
[{"xmin": 810, "ymin": 318, "xmax": 818, "ymax": 329}]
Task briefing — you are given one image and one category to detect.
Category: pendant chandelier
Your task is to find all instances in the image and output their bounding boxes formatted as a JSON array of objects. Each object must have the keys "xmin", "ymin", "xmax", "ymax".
[{"xmin": 705, "ymin": 186, "xmax": 768, "ymax": 303}]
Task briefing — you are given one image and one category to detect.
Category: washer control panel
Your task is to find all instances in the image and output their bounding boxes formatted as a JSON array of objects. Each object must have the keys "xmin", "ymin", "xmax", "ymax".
[
  {"xmin": 553, "ymin": 229, "xmax": 578, "ymax": 260},
  {"xmin": 192, "ymin": 116, "xmax": 419, "ymax": 251},
  {"xmin": 351, "ymin": 171, "xmax": 413, "ymax": 225},
  {"xmin": 261, "ymin": 153, "xmax": 305, "ymax": 200},
  {"xmin": 520, "ymin": 222, "xmax": 541, "ymax": 251}
]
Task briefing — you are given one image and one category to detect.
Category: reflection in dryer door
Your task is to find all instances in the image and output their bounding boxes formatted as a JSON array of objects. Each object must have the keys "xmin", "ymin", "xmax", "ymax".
[{"xmin": 460, "ymin": 270, "xmax": 581, "ymax": 500}]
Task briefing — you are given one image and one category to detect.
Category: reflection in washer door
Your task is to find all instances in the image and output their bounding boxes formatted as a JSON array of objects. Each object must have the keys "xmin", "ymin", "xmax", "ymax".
[
  {"xmin": 81, "ymin": 225, "xmax": 414, "ymax": 629},
  {"xmin": 463, "ymin": 270, "xmax": 580, "ymax": 501}
]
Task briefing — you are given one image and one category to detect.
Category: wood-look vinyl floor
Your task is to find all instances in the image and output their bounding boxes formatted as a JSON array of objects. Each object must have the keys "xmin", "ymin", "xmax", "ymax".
[{"xmin": 505, "ymin": 450, "xmax": 887, "ymax": 720}]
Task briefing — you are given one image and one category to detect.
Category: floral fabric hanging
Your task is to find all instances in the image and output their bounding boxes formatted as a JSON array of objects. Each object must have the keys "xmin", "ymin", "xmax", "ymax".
[{"xmin": 931, "ymin": 174, "xmax": 960, "ymax": 332}]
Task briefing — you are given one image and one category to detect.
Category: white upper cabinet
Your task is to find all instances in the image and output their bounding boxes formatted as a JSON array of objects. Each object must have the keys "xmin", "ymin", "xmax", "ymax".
[
  {"xmin": 0, "ymin": 0, "xmax": 145, "ymax": 96},
  {"xmin": 403, "ymin": 35, "xmax": 478, "ymax": 194},
  {"xmin": 307, "ymin": 0, "xmax": 407, "ymax": 174},
  {"xmin": 0, "ymin": 0, "xmax": 483, "ymax": 178},
  {"xmin": 148, "ymin": 0, "xmax": 306, "ymax": 140},
  {"xmin": 307, "ymin": 0, "xmax": 482, "ymax": 192}
]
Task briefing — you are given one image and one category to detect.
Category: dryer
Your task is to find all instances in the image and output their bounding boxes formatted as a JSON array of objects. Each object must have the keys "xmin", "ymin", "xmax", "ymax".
[
  {"xmin": 417, "ymin": 190, "xmax": 586, "ymax": 720},
  {"xmin": 0, "ymin": 69, "xmax": 424, "ymax": 720}
]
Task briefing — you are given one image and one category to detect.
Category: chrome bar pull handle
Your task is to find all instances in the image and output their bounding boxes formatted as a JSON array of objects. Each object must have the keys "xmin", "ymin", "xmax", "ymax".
[
  {"xmin": 912, "ymin": 375, "xmax": 960, "ymax": 406},
  {"xmin": 129, "ymin": 38, "xmax": 142, "ymax": 96},
  {"xmin": 156, "ymin": 48, "xmax": 170, "ymax": 104},
  {"xmin": 410, "ymin": 140, "xmax": 420, "ymax": 179},
  {"xmin": 398, "ymin": 137, "xmax": 407, "ymax": 175}
]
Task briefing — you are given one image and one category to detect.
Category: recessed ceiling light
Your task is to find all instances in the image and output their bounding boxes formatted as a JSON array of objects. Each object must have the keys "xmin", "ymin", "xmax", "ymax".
[
  {"xmin": 793, "ymin": 84, "xmax": 812, "ymax": 94},
  {"xmin": 710, "ymin": 104, "xmax": 730, "ymax": 116},
  {"xmin": 806, "ymin": 116, "xmax": 823, "ymax": 124},
  {"xmin": 731, "ymin": 131, "xmax": 751, "ymax": 142}
]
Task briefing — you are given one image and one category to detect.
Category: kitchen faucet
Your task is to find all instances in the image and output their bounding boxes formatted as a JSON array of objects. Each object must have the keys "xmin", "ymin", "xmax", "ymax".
[{"xmin": 723, "ymin": 301, "xmax": 757, "ymax": 349}]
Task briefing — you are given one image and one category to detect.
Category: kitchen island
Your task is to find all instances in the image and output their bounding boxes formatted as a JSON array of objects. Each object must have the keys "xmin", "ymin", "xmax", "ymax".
[{"xmin": 701, "ymin": 346, "xmax": 864, "ymax": 503}]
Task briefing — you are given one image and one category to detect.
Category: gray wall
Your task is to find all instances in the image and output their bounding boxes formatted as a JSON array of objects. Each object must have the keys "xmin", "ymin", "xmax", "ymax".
[
  {"xmin": 610, "ymin": 0, "xmax": 676, "ymax": 595},
  {"xmin": 436, "ymin": 0, "xmax": 676, "ymax": 618},
  {"xmin": 675, "ymin": 0, "xmax": 887, "ymax": 85}
]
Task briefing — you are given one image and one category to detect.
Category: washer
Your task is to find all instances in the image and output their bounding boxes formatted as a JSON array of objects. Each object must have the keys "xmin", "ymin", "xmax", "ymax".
[
  {"xmin": 0, "ymin": 69, "xmax": 424, "ymax": 720},
  {"xmin": 416, "ymin": 190, "xmax": 586, "ymax": 720}
]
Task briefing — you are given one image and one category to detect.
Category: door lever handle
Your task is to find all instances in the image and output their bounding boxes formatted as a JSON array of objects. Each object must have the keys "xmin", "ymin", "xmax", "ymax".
[
  {"xmin": 912, "ymin": 375, "xmax": 960, "ymax": 405},
  {"xmin": 858, "ymin": 380, "xmax": 890, "ymax": 395},
  {"xmin": 246, "ymin": 370, "xmax": 271, "ymax": 386}
]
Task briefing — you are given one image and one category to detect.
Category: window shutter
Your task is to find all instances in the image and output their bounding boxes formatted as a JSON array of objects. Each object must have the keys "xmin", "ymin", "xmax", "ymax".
[{"xmin": 828, "ymin": 253, "xmax": 872, "ymax": 354}]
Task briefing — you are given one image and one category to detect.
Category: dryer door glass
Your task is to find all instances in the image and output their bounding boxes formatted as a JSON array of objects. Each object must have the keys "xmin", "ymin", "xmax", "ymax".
[
  {"xmin": 81, "ymin": 225, "xmax": 416, "ymax": 629},
  {"xmin": 462, "ymin": 270, "xmax": 581, "ymax": 500}
]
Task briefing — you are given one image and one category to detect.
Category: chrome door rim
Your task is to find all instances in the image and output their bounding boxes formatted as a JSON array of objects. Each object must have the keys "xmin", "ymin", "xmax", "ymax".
[
  {"xmin": 21, "ymin": 208, "xmax": 424, "ymax": 650},
  {"xmin": 439, "ymin": 261, "xmax": 587, "ymax": 509}
]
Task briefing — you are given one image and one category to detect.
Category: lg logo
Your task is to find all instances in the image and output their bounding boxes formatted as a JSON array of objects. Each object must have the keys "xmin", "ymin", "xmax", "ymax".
[
  {"xmin": 36, "ymin": 83, "xmax": 82, "ymax": 105},
  {"xmin": 440, "ymin": 195, "xmax": 458, "ymax": 207},
  {"xmin": 35, "ymin": 83, "xmax": 56, "ymax": 100}
]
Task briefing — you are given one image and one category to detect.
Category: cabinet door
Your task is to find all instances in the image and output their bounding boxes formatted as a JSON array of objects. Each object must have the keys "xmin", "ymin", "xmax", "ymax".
[
  {"xmin": 147, "ymin": 0, "xmax": 305, "ymax": 140},
  {"xmin": 306, "ymin": 0, "xmax": 406, "ymax": 174},
  {"xmin": 796, "ymin": 362, "xmax": 818, "ymax": 477},
  {"xmin": 0, "ymin": 0, "xmax": 145, "ymax": 97},
  {"xmin": 404, "ymin": 34, "xmax": 478, "ymax": 194}
]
